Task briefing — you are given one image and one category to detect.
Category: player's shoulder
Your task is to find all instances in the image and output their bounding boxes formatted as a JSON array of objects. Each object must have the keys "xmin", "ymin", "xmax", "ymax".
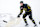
[
  {"xmin": 24, "ymin": 4, "xmax": 30, "ymax": 6},
  {"xmin": 23, "ymin": 4, "xmax": 27, "ymax": 6}
]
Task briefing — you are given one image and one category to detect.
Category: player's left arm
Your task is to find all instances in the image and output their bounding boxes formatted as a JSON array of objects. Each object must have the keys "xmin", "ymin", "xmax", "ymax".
[
  {"xmin": 27, "ymin": 4, "xmax": 31, "ymax": 12},
  {"xmin": 27, "ymin": 4, "xmax": 31, "ymax": 9}
]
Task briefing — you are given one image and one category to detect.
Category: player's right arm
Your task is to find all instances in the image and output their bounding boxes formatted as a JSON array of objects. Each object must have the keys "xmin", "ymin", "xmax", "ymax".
[
  {"xmin": 17, "ymin": 6, "xmax": 23, "ymax": 17},
  {"xmin": 19, "ymin": 9, "xmax": 23, "ymax": 15}
]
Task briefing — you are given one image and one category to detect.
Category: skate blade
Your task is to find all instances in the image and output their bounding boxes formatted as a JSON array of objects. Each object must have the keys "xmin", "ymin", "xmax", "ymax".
[
  {"xmin": 34, "ymin": 26, "xmax": 38, "ymax": 27},
  {"xmin": 25, "ymin": 25, "xmax": 29, "ymax": 27}
]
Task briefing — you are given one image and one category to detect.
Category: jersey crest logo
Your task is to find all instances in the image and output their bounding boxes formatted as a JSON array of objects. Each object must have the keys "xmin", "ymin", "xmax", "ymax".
[{"xmin": 21, "ymin": 7, "xmax": 23, "ymax": 9}]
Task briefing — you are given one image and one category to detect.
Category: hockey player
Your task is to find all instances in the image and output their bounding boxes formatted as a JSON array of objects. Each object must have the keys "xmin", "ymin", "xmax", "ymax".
[{"xmin": 17, "ymin": 1, "xmax": 37, "ymax": 27}]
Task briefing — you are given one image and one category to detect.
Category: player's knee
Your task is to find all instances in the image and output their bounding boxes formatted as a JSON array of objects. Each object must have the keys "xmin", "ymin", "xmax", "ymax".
[
  {"xmin": 23, "ymin": 17, "xmax": 26, "ymax": 21},
  {"xmin": 29, "ymin": 16, "xmax": 32, "ymax": 20},
  {"xmin": 23, "ymin": 15, "xmax": 26, "ymax": 18},
  {"xmin": 23, "ymin": 16, "xmax": 25, "ymax": 18},
  {"xmin": 29, "ymin": 16, "xmax": 31, "ymax": 18}
]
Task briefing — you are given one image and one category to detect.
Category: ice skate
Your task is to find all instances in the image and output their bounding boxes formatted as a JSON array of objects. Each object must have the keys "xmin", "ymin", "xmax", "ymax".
[
  {"xmin": 34, "ymin": 24, "xmax": 38, "ymax": 27},
  {"xmin": 25, "ymin": 23, "xmax": 29, "ymax": 27}
]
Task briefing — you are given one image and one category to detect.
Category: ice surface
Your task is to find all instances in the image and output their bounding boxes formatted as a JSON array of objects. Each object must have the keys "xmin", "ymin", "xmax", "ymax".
[
  {"xmin": 0, "ymin": 0, "xmax": 40, "ymax": 27},
  {"xmin": 0, "ymin": 13, "xmax": 40, "ymax": 27}
]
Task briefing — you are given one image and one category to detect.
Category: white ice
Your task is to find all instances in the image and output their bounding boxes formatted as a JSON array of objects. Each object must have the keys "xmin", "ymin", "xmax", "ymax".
[
  {"xmin": 0, "ymin": 0, "xmax": 40, "ymax": 27},
  {"xmin": 0, "ymin": 13, "xmax": 40, "ymax": 27}
]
